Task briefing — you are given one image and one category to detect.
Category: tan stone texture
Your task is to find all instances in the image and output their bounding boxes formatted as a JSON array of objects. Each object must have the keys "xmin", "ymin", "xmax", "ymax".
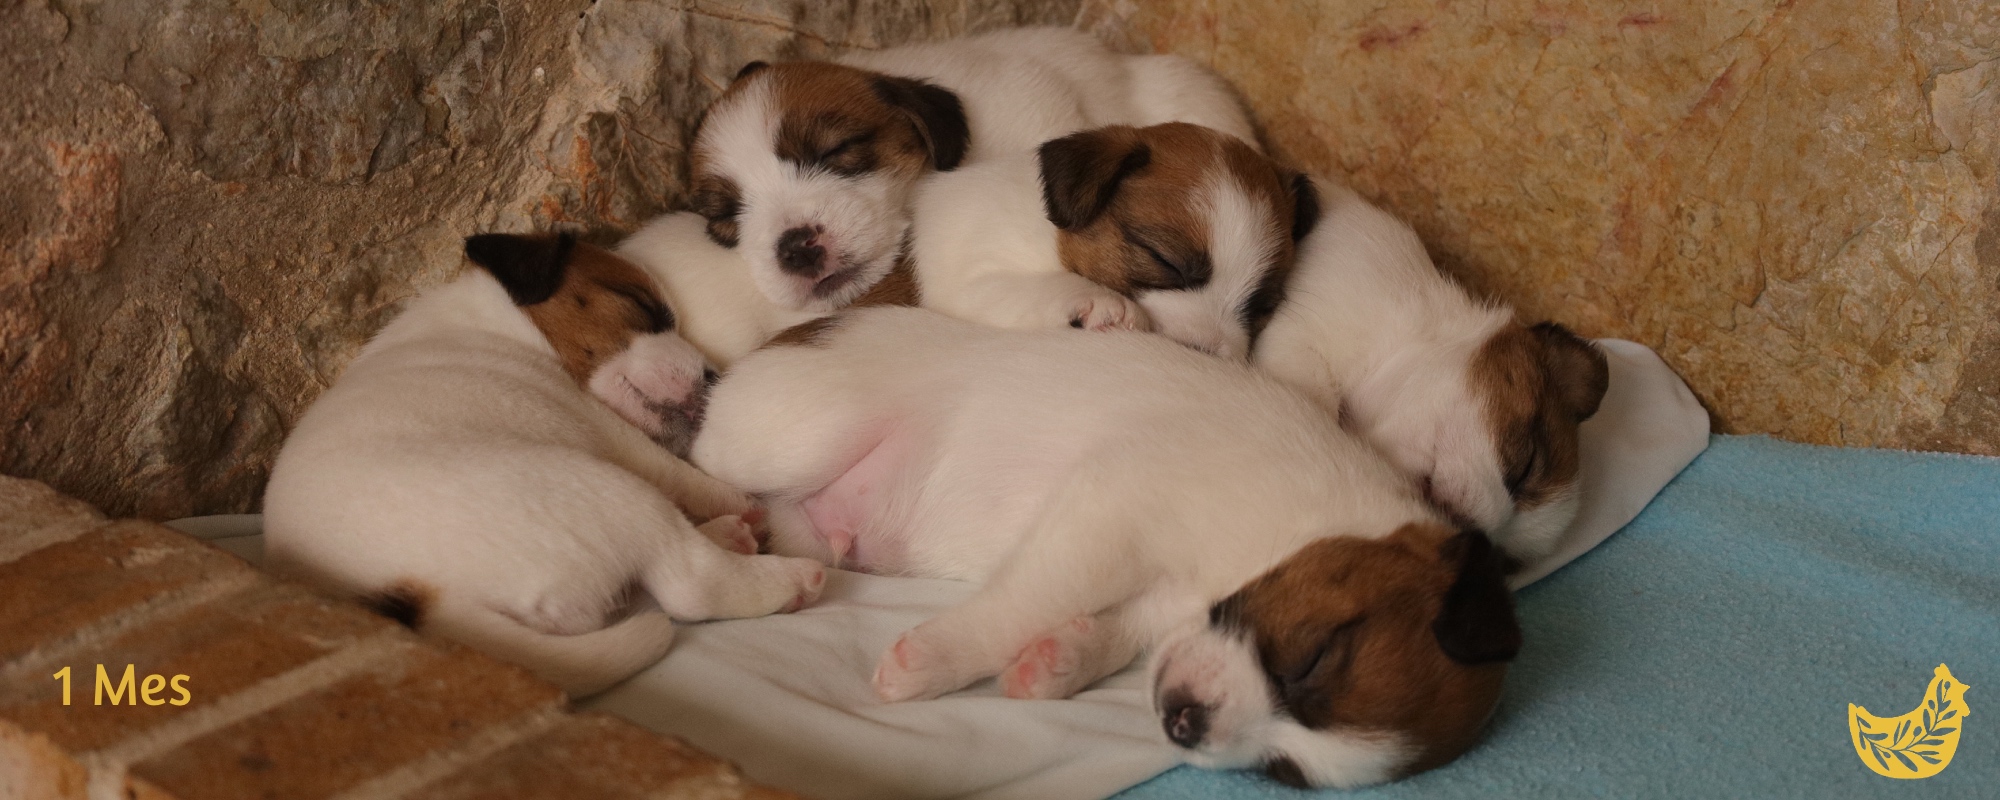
[
  {"xmin": 1, "ymin": 0, "xmax": 1084, "ymax": 517},
  {"xmin": 1083, "ymin": 0, "xmax": 2000, "ymax": 451}
]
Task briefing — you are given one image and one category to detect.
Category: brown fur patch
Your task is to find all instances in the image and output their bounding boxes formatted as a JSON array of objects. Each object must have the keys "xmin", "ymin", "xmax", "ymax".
[
  {"xmin": 1041, "ymin": 123, "xmax": 1308, "ymax": 337},
  {"xmin": 756, "ymin": 257, "xmax": 918, "ymax": 351},
  {"xmin": 1213, "ymin": 524, "xmax": 1518, "ymax": 776},
  {"xmin": 518, "ymin": 241, "xmax": 677, "ymax": 386},
  {"xmin": 357, "ymin": 579, "xmax": 434, "ymax": 628},
  {"xmin": 851, "ymin": 255, "xmax": 921, "ymax": 307},
  {"xmin": 762, "ymin": 315, "xmax": 845, "ymax": 349},
  {"xmin": 1470, "ymin": 322, "xmax": 1610, "ymax": 508}
]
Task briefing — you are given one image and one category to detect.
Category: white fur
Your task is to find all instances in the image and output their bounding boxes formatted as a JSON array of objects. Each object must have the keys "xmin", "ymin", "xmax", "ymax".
[
  {"xmin": 910, "ymin": 152, "xmax": 1279, "ymax": 358},
  {"xmin": 700, "ymin": 26, "xmax": 1257, "ymax": 312},
  {"xmin": 618, "ymin": 212, "xmax": 823, "ymax": 368},
  {"xmin": 1252, "ymin": 181, "xmax": 1573, "ymax": 561},
  {"xmin": 262, "ymin": 271, "xmax": 824, "ymax": 696},
  {"xmin": 691, "ymin": 307, "xmax": 1431, "ymax": 785}
]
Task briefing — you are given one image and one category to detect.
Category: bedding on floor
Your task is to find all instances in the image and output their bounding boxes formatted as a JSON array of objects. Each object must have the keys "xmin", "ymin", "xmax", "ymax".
[{"xmin": 168, "ymin": 337, "xmax": 1710, "ymax": 799}]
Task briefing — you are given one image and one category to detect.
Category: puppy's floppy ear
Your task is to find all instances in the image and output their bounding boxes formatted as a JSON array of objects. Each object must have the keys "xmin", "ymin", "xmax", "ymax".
[
  {"xmin": 1038, "ymin": 126, "xmax": 1151, "ymax": 230},
  {"xmin": 1288, "ymin": 172, "xmax": 1320, "ymax": 243},
  {"xmin": 1531, "ymin": 322, "xmax": 1610, "ymax": 421},
  {"xmin": 464, "ymin": 232, "xmax": 576, "ymax": 306},
  {"xmin": 872, "ymin": 76, "xmax": 969, "ymax": 171},
  {"xmin": 732, "ymin": 60, "xmax": 769, "ymax": 82},
  {"xmin": 1431, "ymin": 530, "xmax": 1521, "ymax": 665}
]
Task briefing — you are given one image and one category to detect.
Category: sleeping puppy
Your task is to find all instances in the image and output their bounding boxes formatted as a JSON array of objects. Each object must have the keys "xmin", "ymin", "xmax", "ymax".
[
  {"xmin": 263, "ymin": 233, "xmax": 825, "ymax": 696},
  {"xmin": 618, "ymin": 211, "xmax": 920, "ymax": 369},
  {"xmin": 688, "ymin": 26, "xmax": 1256, "ymax": 313},
  {"xmin": 912, "ymin": 122, "xmax": 1317, "ymax": 357},
  {"xmin": 1253, "ymin": 182, "xmax": 1610, "ymax": 565},
  {"xmin": 691, "ymin": 307, "xmax": 1521, "ymax": 787}
]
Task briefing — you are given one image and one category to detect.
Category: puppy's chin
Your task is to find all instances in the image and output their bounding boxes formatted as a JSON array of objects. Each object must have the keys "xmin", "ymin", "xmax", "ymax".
[
  {"xmin": 750, "ymin": 242, "xmax": 898, "ymax": 313},
  {"xmin": 1135, "ymin": 290, "xmax": 1252, "ymax": 361}
]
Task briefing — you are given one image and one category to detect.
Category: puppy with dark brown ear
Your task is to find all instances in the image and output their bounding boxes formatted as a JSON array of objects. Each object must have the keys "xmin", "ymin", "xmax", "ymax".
[
  {"xmin": 690, "ymin": 306, "xmax": 1523, "ymax": 787},
  {"xmin": 911, "ymin": 122, "xmax": 1317, "ymax": 358},
  {"xmin": 1253, "ymin": 181, "xmax": 1611, "ymax": 565},
  {"xmin": 263, "ymin": 233, "xmax": 825, "ymax": 697},
  {"xmin": 688, "ymin": 26, "xmax": 1259, "ymax": 313}
]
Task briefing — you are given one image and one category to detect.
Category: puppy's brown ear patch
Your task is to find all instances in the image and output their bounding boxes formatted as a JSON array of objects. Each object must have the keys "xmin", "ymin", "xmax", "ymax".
[
  {"xmin": 872, "ymin": 76, "xmax": 969, "ymax": 171},
  {"xmin": 734, "ymin": 60, "xmax": 770, "ymax": 82},
  {"xmin": 465, "ymin": 232, "xmax": 576, "ymax": 306},
  {"xmin": 1038, "ymin": 126, "xmax": 1151, "ymax": 230},
  {"xmin": 358, "ymin": 580, "xmax": 433, "ymax": 629},
  {"xmin": 762, "ymin": 315, "xmax": 843, "ymax": 349},
  {"xmin": 1289, "ymin": 172, "xmax": 1320, "ymax": 242},
  {"xmin": 1532, "ymin": 322, "xmax": 1610, "ymax": 421},
  {"xmin": 1431, "ymin": 531, "xmax": 1521, "ymax": 665}
]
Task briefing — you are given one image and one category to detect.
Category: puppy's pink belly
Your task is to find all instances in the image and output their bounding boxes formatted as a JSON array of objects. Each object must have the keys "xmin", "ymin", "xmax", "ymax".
[{"xmin": 800, "ymin": 431, "xmax": 909, "ymax": 572}]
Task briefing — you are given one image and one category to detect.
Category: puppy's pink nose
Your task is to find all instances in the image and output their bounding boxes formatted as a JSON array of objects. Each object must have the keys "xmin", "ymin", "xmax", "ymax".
[{"xmin": 777, "ymin": 226, "xmax": 825, "ymax": 276}]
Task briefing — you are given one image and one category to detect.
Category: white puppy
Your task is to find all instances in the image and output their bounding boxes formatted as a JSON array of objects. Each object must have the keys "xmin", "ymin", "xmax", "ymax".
[
  {"xmin": 912, "ymin": 122, "xmax": 1317, "ymax": 357},
  {"xmin": 1253, "ymin": 182, "xmax": 1610, "ymax": 564},
  {"xmin": 691, "ymin": 307, "xmax": 1521, "ymax": 788},
  {"xmin": 263, "ymin": 233, "xmax": 825, "ymax": 696},
  {"xmin": 688, "ymin": 26, "xmax": 1257, "ymax": 312}
]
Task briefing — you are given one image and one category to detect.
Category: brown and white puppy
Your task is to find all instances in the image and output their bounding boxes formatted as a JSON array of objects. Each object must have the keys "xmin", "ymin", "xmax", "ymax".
[
  {"xmin": 1253, "ymin": 182, "xmax": 1610, "ymax": 565},
  {"xmin": 263, "ymin": 233, "xmax": 826, "ymax": 696},
  {"xmin": 688, "ymin": 27, "xmax": 1259, "ymax": 313},
  {"xmin": 691, "ymin": 307, "xmax": 1520, "ymax": 786},
  {"xmin": 912, "ymin": 122, "xmax": 1316, "ymax": 357}
]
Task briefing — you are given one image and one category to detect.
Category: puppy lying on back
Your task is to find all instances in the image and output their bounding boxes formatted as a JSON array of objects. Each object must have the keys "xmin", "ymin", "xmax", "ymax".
[
  {"xmin": 263, "ymin": 234, "xmax": 825, "ymax": 696},
  {"xmin": 1254, "ymin": 182, "xmax": 1610, "ymax": 564},
  {"xmin": 688, "ymin": 26, "xmax": 1257, "ymax": 312},
  {"xmin": 692, "ymin": 307, "xmax": 1521, "ymax": 788},
  {"xmin": 912, "ymin": 122, "xmax": 1317, "ymax": 357}
]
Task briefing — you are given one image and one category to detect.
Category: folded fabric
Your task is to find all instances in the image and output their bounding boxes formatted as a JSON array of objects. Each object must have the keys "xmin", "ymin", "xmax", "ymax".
[{"xmin": 169, "ymin": 338, "xmax": 1707, "ymax": 799}]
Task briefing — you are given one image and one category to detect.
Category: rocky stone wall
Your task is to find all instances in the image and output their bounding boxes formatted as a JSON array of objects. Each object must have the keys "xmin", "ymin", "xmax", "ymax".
[
  {"xmin": 0, "ymin": 0, "xmax": 1080, "ymax": 517},
  {"xmin": 5, "ymin": 0, "xmax": 1995, "ymax": 518},
  {"xmin": 1081, "ymin": 0, "xmax": 2000, "ymax": 453}
]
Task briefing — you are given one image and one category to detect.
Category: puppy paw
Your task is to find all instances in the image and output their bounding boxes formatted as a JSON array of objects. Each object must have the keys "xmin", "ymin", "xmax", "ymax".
[
  {"xmin": 697, "ymin": 514, "xmax": 759, "ymax": 556},
  {"xmin": 1068, "ymin": 291, "xmax": 1151, "ymax": 333},
  {"xmin": 1000, "ymin": 634, "xmax": 1077, "ymax": 699},
  {"xmin": 872, "ymin": 629, "xmax": 965, "ymax": 703},
  {"xmin": 689, "ymin": 554, "xmax": 822, "ymax": 620},
  {"xmin": 1001, "ymin": 615, "xmax": 1104, "ymax": 699}
]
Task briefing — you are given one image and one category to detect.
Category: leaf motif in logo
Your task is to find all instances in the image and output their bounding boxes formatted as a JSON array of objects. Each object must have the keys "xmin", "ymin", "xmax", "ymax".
[
  {"xmin": 1924, "ymin": 708, "xmax": 1933, "ymax": 729},
  {"xmin": 1931, "ymin": 725, "xmax": 1957, "ymax": 735},
  {"xmin": 1892, "ymin": 750, "xmax": 1918, "ymax": 771}
]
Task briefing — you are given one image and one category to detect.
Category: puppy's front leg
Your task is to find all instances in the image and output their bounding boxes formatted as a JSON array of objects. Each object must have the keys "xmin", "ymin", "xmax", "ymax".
[
  {"xmin": 999, "ymin": 604, "xmax": 1145, "ymax": 700},
  {"xmin": 958, "ymin": 271, "xmax": 1152, "ymax": 333},
  {"xmin": 605, "ymin": 427, "xmax": 757, "ymax": 523}
]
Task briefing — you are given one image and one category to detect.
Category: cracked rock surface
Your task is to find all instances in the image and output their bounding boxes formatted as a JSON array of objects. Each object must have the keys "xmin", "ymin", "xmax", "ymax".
[{"xmin": 1, "ymin": 0, "xmax": 1080, "ymax": 517}]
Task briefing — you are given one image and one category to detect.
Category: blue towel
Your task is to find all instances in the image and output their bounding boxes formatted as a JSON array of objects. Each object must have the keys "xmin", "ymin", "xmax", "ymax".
[{"xmin": 1118, "ymin": 435, "xmax": 1999, "ymax": 799}]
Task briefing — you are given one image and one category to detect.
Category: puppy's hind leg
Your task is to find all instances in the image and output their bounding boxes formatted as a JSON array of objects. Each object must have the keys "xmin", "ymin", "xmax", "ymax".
[
  {"xmin": 643, "ymin": 519, "xmax": 826, "ymax": 621},
  {"xmin": 873, "ymin": 478, "xmax": 1153, "ymax": 702}
]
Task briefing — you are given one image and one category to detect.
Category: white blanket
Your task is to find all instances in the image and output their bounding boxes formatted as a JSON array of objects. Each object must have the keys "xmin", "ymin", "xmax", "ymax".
[{"xmin": 169, "ymin": 338, "xmax": 1708, "ymax": 800}]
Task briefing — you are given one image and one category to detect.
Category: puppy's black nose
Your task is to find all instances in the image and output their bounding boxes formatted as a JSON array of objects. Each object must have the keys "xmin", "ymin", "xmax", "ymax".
[
  {"xmin": 1163, "ymin": 699, "xmax": 1210, "ymax": 748},
  {"xmin": 777, "ymin": 226, "xmax": 825, "ymax": 276}
]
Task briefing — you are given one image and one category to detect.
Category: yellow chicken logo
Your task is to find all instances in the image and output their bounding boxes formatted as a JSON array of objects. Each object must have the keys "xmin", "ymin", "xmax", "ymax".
[{"xmin": 1848, "ymin": 664, "xmax": 1970, "ymax": 779}]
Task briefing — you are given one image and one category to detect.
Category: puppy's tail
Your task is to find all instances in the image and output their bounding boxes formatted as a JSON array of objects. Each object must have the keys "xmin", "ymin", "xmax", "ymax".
[{"xmin": 423, "ymin": 601, "xmax": 677, "ymax": 698}]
